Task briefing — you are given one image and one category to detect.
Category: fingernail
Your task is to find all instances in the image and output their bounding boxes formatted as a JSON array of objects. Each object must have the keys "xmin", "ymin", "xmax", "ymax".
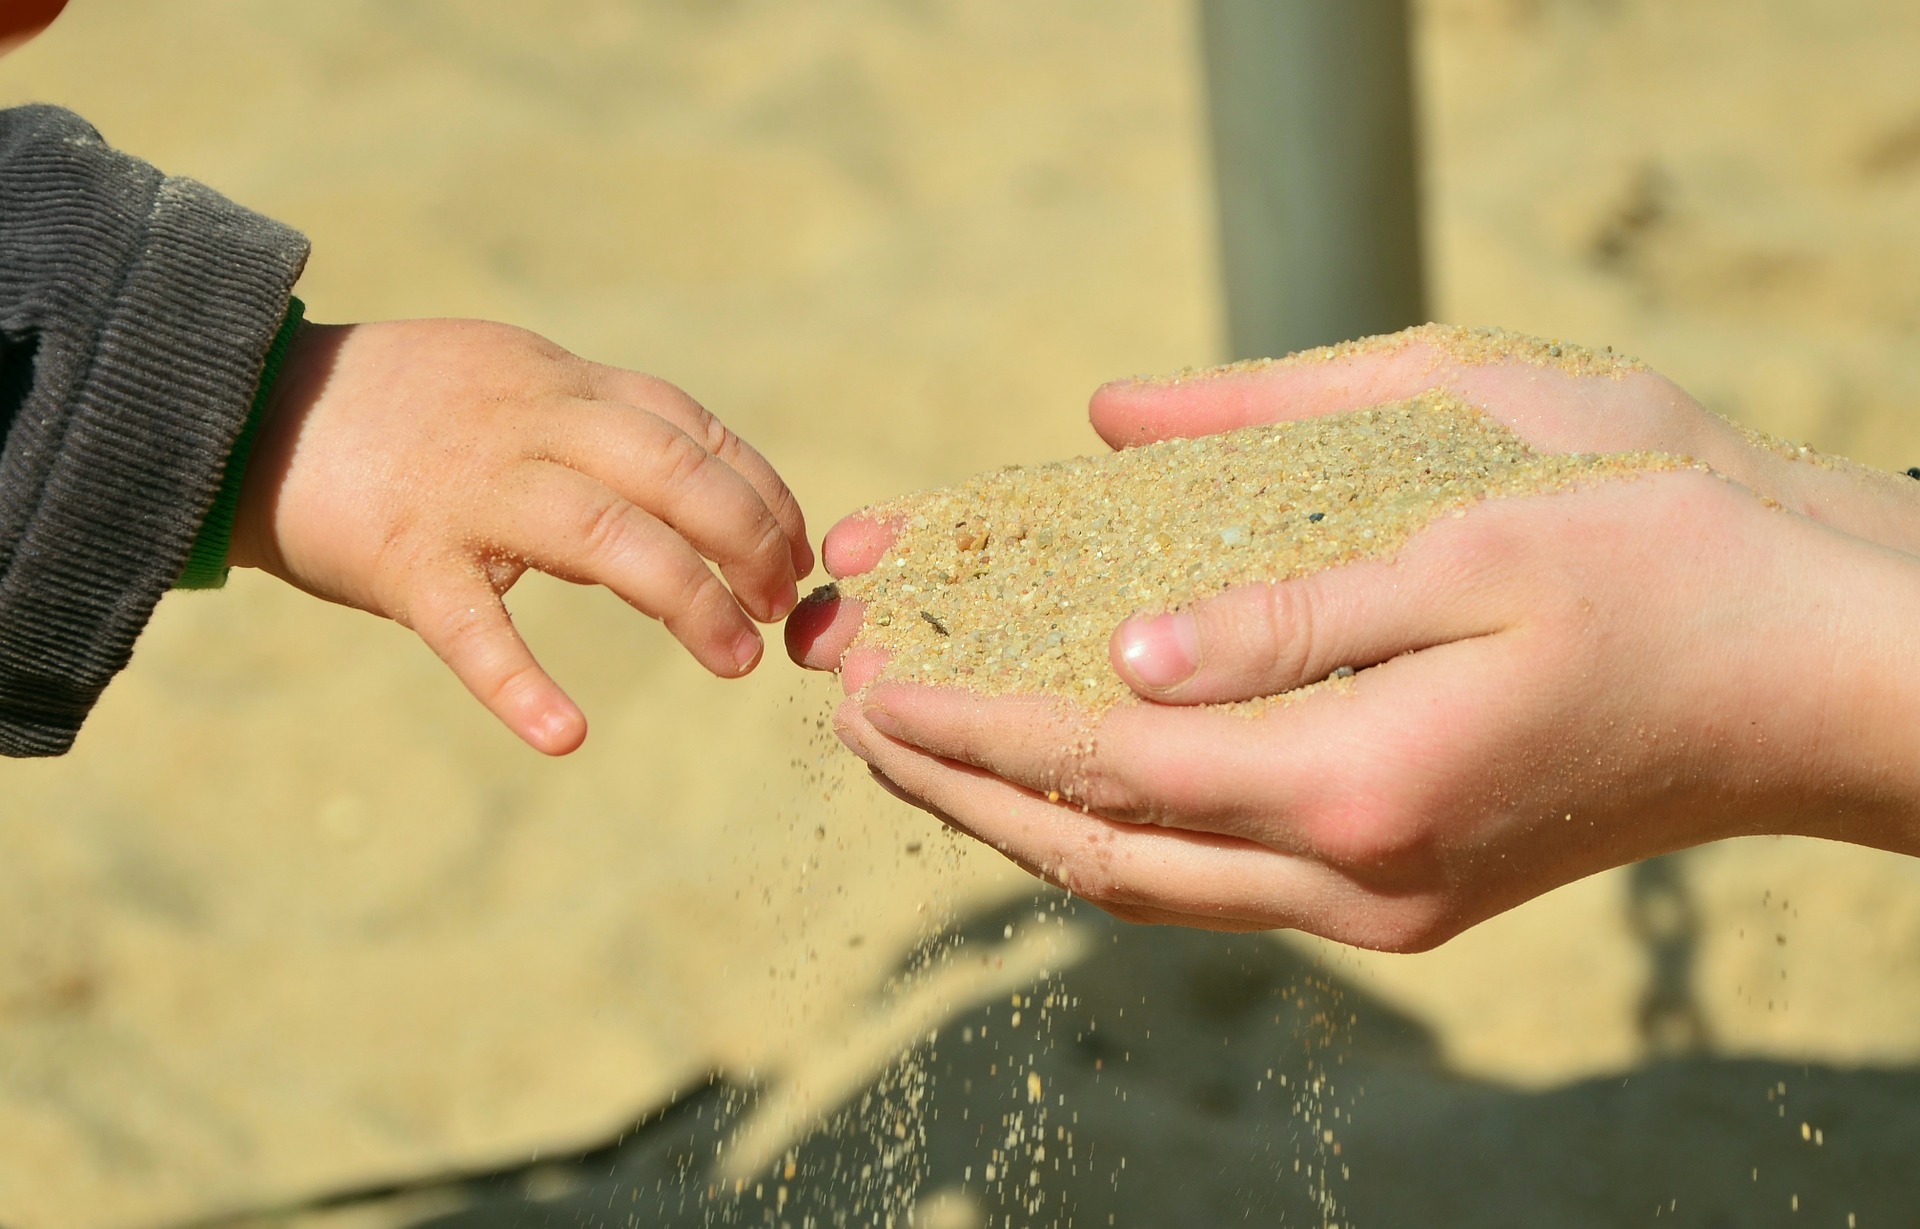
[
  {"xmin": 1118, "ymin": 612, "xmax": 1199, "ymax": 690},
  {"xmin": 733, "ymin": 631, "xmax": 764, "ymax": 674},
  {"xmin": 536, "ymin": 708, "xmax": 579, "ymax": 752}
]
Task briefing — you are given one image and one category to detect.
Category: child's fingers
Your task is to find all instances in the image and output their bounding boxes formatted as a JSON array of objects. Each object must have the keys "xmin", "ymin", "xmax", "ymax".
[
  {"xmin": 1087, "ymin": 338, "xmax": 1454, "ymax": 448},
  {"xmin": 581, "ymin": 370, "xmax": 813, "ymax": 576},
  {"xmin": 547, "ymin": 410, "xmax": 801, "ymax": 622},
  {"xmin": 408, "ymin": 581, "xmax": 587, "ymax": 755},
  {"xmin": 495, "ymin": 466, "xmax": 766, "ymax": 679}
]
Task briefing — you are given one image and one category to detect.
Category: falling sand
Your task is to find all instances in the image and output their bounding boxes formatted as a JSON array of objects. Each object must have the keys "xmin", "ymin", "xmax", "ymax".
[{"xmin": 840, "ymin": 337, "xmax": 1690, "ymax": 712}]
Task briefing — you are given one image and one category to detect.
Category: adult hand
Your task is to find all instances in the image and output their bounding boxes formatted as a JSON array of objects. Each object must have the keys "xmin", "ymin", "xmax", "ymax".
[
  {"xmin": 233, "ymin": 318, "xmax": 811, "ymax": 755},
  {"xmin": 788, "ymin": 330, "xmax": 1920, "ymax": 948}
]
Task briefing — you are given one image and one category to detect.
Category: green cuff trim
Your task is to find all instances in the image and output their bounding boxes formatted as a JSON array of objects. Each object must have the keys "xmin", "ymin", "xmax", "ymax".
[{"xmin": 177, "ymin": 296, "xmax": 304, "ymax": 590}]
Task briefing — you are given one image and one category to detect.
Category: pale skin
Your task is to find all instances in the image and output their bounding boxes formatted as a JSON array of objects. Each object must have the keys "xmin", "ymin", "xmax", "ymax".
[
  {"xmin": 231, "ymin": 318, "xmax": 811, "ymax": 755},
  {"xmin": 8, "ymin": 7, "xmax": 811, "ymax": 754},
  {"xmin": 787, "ymin": 334, "xmax": 1920, "ymax": 951}
]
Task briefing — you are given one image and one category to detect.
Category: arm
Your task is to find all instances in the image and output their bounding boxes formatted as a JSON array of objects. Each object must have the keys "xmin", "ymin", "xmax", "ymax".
[
  {"xmin": 0, "ymin": 104, "xmax": 307, "ymax": 756},
  {"xmin": 0, "ymin": 104, "xmax": 813, "ymax": 757}
]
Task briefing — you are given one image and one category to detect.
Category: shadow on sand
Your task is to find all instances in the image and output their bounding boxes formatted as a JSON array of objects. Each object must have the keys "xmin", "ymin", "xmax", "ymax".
[{"xmin": 241, "ymin": 891, "xmax": 1916, "ymax": 1229}]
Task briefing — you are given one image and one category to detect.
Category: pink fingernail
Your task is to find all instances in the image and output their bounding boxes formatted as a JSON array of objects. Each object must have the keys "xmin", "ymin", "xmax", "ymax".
[
  {"xmin": 535, "ymin": 708, "xmax": 581, "ymax": 753},
  {"xmin": 733, "ymin": 632, "xmax": 764, "ymax": 674},
  {"xmin": 1118, "ymin": 612, "xmax": 1198, "ymax": 690}
]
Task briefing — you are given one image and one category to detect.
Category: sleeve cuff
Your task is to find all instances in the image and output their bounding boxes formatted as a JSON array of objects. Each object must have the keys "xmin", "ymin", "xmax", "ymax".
[{"xmin": 176, "ymin": 295, "xmax": 305, "ymax": 590}]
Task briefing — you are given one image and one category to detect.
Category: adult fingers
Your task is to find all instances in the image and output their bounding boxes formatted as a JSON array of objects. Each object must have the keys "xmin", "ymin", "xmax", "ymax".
[
  {"xmin": 580, "ymin": 369, "xmax": 814, "ymax": 577},
  {"xmin": 406, "ymin": 577, "xmax": 587, "ymax": 755},
  {"xmin": 822, "ymin": 512, "xmax": 900, "ymax": 579},
  {"xmin": 784, "ymin": 512, "xmax": 904, "ymax": 670},
  {"xmin": 1089, "ymin": 333, "xmax": 1719, "ymax": 465},
  {"xmin": 549, "ymin": 399, "xmax": 801, "ymax": 621},
  {"xmin": 845, "ymin": 491, "xmax": 1559, "ymax": 834},
  {"xmin": 1088, "ymin": 335, "xmax": 1455, "ymax": 447},
  {"xmin": 854, "ymin": 629, "xmax": 1516, "ymax": 877},
  {"xmin": 1109, "ymin": 511, "xmax": 1515, "ymax": 704},
  {"xmin": 836, "ymin": 700, "xmax": 1352, "ymax": 933},
  {"xmin": 493, "ymin": 464, "xmax": 765, "ymax": 678},
  {"xmin": 784, "ymin": 583, "xmax": 868, "ymax": 671},
  {"xmin": 855, "ymin": 682, "xmax": 1339, "ymax": 846}
]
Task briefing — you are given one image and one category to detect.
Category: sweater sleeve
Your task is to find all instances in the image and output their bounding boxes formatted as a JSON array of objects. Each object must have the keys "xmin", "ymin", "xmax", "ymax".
[{"xmin": 0, "ymin": 104, "xmax": 310, "ymax": 757}]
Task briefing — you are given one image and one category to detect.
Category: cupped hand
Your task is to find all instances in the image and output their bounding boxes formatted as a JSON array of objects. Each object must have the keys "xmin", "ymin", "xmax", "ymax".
[
  {"xmin": 233, "ymin": 318, "xmax": 812, "ymax": 755},
  {"xmin": 787, "ymin": 330, "xmax": 1920, "ymax": 947},
  {"xmin": 1086, "ymin": 330, "xmax": 1920, "ymax": 558}
]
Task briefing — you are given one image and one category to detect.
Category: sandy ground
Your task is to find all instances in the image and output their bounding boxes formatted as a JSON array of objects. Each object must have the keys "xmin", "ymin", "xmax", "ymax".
[{"xmin": 4, "ymin": 1, "xmax": 1920, "ymax": 1226}]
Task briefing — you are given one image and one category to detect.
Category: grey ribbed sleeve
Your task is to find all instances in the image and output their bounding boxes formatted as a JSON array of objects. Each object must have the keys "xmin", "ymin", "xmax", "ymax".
[{"xmin": 0, "ymin": 104, "xmax": 309, "ymax": 757}]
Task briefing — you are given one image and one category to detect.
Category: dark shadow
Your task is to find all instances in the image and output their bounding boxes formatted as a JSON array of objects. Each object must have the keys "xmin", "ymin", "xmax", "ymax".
[{"xmin": 217, "ymin": 893, "xmax": 1917, "ymax": 1228}]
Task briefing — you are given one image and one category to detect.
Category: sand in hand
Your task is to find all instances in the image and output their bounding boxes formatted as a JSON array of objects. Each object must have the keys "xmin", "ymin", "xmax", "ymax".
[{"xmin": 839, "ymin": 341, "xmax": 1686, "ymax": 712}]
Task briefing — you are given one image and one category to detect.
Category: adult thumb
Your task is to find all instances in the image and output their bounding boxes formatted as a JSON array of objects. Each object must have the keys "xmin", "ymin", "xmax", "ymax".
[{"xmin": 1107, "ymin": 551, "xmax": 1502, "ymax": 705}]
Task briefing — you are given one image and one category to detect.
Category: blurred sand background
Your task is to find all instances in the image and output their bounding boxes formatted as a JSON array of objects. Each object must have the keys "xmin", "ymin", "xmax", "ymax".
[{"xmin": 4, "ymin": 1, "xmax": 1920, "ymax": 1226}]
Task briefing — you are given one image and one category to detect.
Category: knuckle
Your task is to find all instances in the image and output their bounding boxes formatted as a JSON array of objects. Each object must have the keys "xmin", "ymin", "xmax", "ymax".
[
  {"xmin": 694, "ymin": 407, "xmax": 736, "ymax": 459},
  {"xmin": 745, "ymin": 513, "xmax": 792, "ymax": 571},
  {"xmin": 654, "ymin": 424, "xmax": 717, "ymax": 495},
  {"xmin": 670, "ymin": 557, "xmax": 734, "ymax": 621},
  {"xmin": 420, "ymin": 599, "xmax": 539, "ymax": 709},
  {"xmin": 575, "ymin": 494, "xmax": 637, "ymax": 562},
  {"xmin": 770, "ymin": 481, "xmax": 805, "ymax": 530},
  {"xmin": 1249, "ymin": 581, "xmax": 1318, "ymax": 686},
  {"xmin": 482, "ymin": 657, "xmax": 548, "ymax": 713}
]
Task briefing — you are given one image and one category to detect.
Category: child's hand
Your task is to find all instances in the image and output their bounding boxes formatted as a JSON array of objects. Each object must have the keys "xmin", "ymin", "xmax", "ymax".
[{"xmin": 231, "ymin": 318, "xmax": 812, "ymax": 755}]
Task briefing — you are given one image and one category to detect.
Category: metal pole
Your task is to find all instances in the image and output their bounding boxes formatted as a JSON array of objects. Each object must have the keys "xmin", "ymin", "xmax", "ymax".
[{"xmin": 1199, "ymin": 0, "xmax": 1427, "ymax": 360}]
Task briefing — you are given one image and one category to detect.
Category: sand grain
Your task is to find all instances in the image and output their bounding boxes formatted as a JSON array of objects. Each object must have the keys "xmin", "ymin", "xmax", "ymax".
[{"xmin": 843, "ymin": 390, "xmax": 1685, "ymax": 710}]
